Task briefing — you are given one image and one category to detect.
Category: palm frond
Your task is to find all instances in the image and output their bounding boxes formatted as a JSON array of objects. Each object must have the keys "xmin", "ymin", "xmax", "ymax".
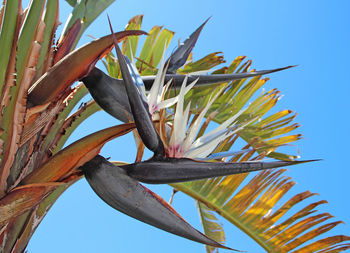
[{"xmin": 172, "ymin": 168, "xmax": 350, "ymax": 252}]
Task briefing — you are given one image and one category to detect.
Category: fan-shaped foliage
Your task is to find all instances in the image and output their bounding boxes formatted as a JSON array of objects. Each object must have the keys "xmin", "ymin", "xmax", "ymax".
[{"xmin": 101, "ymin": 15, "xmax": 350, "ymax": 252}]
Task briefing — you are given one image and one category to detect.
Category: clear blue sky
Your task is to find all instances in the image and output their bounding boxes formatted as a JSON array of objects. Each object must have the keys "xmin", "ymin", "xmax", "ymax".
[{"xmin": 27, "ymin": 0, "xmax": 349, "ymax": 252}]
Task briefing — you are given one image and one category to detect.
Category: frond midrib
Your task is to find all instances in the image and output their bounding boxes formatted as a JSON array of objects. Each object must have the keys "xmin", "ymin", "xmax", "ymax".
[{"xmin": 172, "ymin": 182, "xmax": 273, "ymax": 252}]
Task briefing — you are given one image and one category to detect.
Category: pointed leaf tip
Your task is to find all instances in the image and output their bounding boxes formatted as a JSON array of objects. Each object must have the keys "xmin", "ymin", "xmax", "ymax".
[
  {"xmin": 166, "ymin": 17, "xmax": 210, "ymax": 73},
  {"xmin": 142, "ymin": 65, "xmax": 298, "ymax": 90},
  {"xmin": 108, "ymin": 17, "xmax": 165, "ymax": 157},
  {"xmin": 81, "ymin": 155, "xmax": 233, "ymax": 250},
  {"xmin": 124, "ymin": 158, "xmax": 315, "ymax": 184}
]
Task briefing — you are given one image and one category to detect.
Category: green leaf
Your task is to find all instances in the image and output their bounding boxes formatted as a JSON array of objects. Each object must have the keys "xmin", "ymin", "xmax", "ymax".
[
  {"xmin": 53, "ymin": 100, "xmax": 101, "ymax": 154},
  {"xmin": 197, "ymin": 201, "xmax": 226, "ymax": 253},
  {"xmin": 179, "ymin": 52, "xmax": 225, "ymax": 74},
  {"xmin": 150, "ymin": 28, "xmax": 174, "ymax": 69},
  {"xmin": 0, "ymin": 0, "xmax": 20, "ymax": 94},
  {"xmin": 40, "ymin": 83, "xmax": 89, "ymax": 153},
  {"xmin": 103, "ymin": 52, "xmax": 119, "ymax": 78},
  {"xmin": 122, "ymin": 15, "xmax": 143, "ymax": 60},
  {"xmin": 0, "ymin": 0, "xmax": 46, "ymax": 196},
  {"xmin": 137, "ymin": 28, "xmax": 174, "ymax": 74},
  {"xmin": 137, "ymin": 25, "xmax": 162, "ymax": 70},
  {"xmin": 16, "ymin": 0, "xmax": 46, "ymax": 85},
  {"xmin": 60, "ymin": 0, "xmax": 115, "ymax": 49},
  {"xmin": 35, "ymin": 0, "xmax": 59, "ymax": 79},
  {"xmin": 64, "ymin": 0, "xmax": 77, "ymax": 7}
]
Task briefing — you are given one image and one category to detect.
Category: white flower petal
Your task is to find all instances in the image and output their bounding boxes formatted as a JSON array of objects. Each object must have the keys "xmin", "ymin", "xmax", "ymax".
[
  {"xmin": 157, "ymin": 97, "xmax": 178, "ymax": 110},
  {"xmin": 196, "ymin": 107, "xmax": 248, "ymax": 146},
  {"xmin": 169, "ymin": 76, "xmax": 188, "ymax": 148},
  {"xmin": 183, "ymin": 86, "xmax": 225, "ymax": 151},
  {"xmin": 186, "ymin": 118, "xmax": 256, "ymax": 159},
  {"xmin": 154, "ymin": 79, "xmax": 178, "ymax": 111},
  {"xmin": 148, "ymin": 42, "xmax": 168, "ymax": 111}
]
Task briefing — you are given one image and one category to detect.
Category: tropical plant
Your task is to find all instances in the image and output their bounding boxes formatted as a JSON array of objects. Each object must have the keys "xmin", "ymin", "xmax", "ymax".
[
  {"xmin": 0, "ymin": 1, "xmax": 348, "ymax": 253},
  {"xmin": 0, "ymin": 0, "xmax": 138, "ymax": 251}
]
